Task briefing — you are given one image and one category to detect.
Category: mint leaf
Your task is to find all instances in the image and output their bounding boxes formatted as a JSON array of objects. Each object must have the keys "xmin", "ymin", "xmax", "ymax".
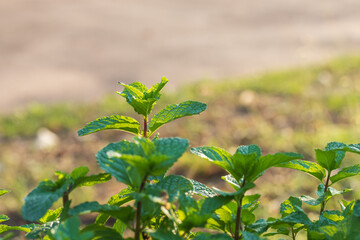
[
  {"xmin": 190, "ymin": 179, "xmax": 217, "ymax": 198},
  {"xmin": 148, "ymin": 101, "xmax": 207, "ymax": 135},
  {"xmin": 330, "ymin": 164, "xmax": 360, "ymax": 185},
  {"xmin": 0, "ymin": 190, "xmax": 9, "ymax": 197},
  {"xmin": 315, "ymin": 149, "xmax": 338, "ymax": 172},
  {"xmin": 0, "ymin": 215, "xmax": 9, "ymax": 223},
  {"xmin": 276, "ymin": 160, "xmax": 326, "ymax": 181},
  {"xmin": 77, "ymin": 115, "xmax": 140, "ymax": 136},
  {"xmin": 69, "ymin": 202, "xmax": 134, "ymax": 223},
  {"xmin": 49, "ymin": 216, "xmax": 93, "ymax": 240},
  {"xmin": 118, "ymin": 77, "xmax": 168, "ymax": 116},
  {"xmin": 22, "ymin": 179, "xmax": 72, "ymax": 221},
  {"xmin": 73, "ymin": 173, "xmax": 111, "ymax": 188}
]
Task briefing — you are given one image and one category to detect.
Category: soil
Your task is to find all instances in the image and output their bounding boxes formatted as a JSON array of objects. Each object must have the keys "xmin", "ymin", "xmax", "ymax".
[{"xmin": 1, "ymin": 0, "xmax": 360, "ymax": 113}]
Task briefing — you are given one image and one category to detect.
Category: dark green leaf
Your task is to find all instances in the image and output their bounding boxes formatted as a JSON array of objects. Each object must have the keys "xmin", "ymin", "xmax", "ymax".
[
  {"xmin": 50, "ymin": 216, "xmax": 93, "ymax": 240},
  {"xmin": 148, "ymin": 101, "xmax": 207, "ymax": 134},
  {"xmin": 77, "ymin": 115, "xmax": 140, "ymax": 136},
  {"xmin": 95, "ymin": 188, "xmax": 133, "ymax": 224},
  {"xmin": 330, "ymin": 164, "xmax": 360, "ymax": 185},
  {"xmin": 192, "ymin": 233, "xmax": 233, "ymax": 240},
  {"xmin": 241, "ymin": 231, "xmax": 262, "ymax": 240},
  {"xmin": 158, "ymin": 175, "xmax": 193, "ymax": 202},
  {"xmin": 96, "ymin": 140, "xmax": 143, "ymax": 189},
  {"xmin": 276, "ymin": 160, "xmax": 326, "ymax": 181},
  {"xmin": 81, "ymin": 224, "xmax": 124, "ymax": 240},
  {"xmin": 22, "ymin": 179, "xmax": 72, "ymax": 221},
  {"xmin": 146, "ymin": 229, "xmax": 182, "ymax": 240},
  {"xmin": 69, "ymin": 202, "xmax": 134, "ymax": 223}
]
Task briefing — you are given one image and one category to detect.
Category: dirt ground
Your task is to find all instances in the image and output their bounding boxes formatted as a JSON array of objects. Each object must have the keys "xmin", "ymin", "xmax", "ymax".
[{"xmin": 1, "ymin": 0, "xmax": 360, "ymax": 113}]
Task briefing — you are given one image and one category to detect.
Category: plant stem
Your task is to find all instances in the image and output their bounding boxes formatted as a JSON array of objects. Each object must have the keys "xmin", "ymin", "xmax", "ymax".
[
  {"xmin": 135, "ymin": 177, "xmax": 148, "ymax": 240},
  {"xmin": 143, "ymin": 116, "xmax": 148, "ymax": 138},
  {"xmin": 235, "ymin": 179, "xmax": 246, "ymax": 240},
  {"xmin": 62, "ymin": 183, "xmax": 72, "ymax": 207},
  {"xmin": 291, "ymin": 226, "xmax": 296, "ymax": 240},
  {"xmin": 320, "ymin": 171, "xmax": 331, "ymax": 214}
]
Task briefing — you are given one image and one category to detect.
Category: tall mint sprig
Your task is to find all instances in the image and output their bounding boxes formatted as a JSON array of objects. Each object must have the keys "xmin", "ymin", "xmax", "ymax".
[{"xmin": 77, "ymin": 77, "xmax": 206, "ymax": 240}]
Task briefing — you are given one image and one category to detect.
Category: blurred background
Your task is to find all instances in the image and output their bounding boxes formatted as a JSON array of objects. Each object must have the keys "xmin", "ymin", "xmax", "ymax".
[{"xmin": 1, "ymin": 0, "xmax": 360, "ymax": 236}]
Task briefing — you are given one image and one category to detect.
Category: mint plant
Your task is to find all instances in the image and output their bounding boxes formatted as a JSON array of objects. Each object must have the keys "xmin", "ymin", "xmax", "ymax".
[{"xmin": 2, "ymin": 77, "xmax": 360, "ymax": 240}]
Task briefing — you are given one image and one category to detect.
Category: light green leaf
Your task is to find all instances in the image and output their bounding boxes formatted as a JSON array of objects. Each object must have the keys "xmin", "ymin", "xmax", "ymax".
[
  {"xmin": 73, "ymin": 173, "xmax": 111, "ymax": 188},
  {"xmin": 77, "ymin": 115, "xmax": 140, "ymax": 136},
  {"xmin": 148, "ymin": 101, "xmax": 207, "ymax": 134},
  {"xmin": 0, "ymin": 224, "xmax": 32, "ymax": 234},
  {"xmin": 279, "ymin": 211, "xmax": 312, "ymax": 225},
  {"xmin": 280, "ymin": 196, "xmax": 303, "ymax": 217},
  {"xmin": 22, "ymin": 179, "xmax": 72, "ymax": 221},
  {"xmin": 69, "ymin": 202, "xmax": 134, "ymax": 223},
  {"xmin": 315, "ymin": 149, "xmax": 338, "ymax": 172},
  {"xmin": 0, "ymin": 215, "xmax": 9, "ymax": 223},
  {"xmin": 39, "ymin": 208, "xmax": 63, "ymax": 224},
  {"xmin": 69, "ymin": 166, "xmax": 89, "ymax": 180},
  {"xmin": 191, "ymin": 146, "xmax": 235, "ymax": 178},
  {"xmin": 190, "ymin": 179, "xmax": 217, "ymax": 198},
  {"xmin": 118, "ymin": 78, "xmax": 168, "ymax": 116},
  {"xmin": 276, "ymin": 160, "xmax": 326, "ymax": 181},
  {"xmin": 0, "ymin": 190, "xmax": 9, "ymax": 197},
  {"xmin": 330, "ymin": 164, "xmax": 360, "ymax": 185}
]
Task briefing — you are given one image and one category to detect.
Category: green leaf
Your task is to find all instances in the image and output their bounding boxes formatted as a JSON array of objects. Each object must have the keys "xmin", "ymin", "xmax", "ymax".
[
  {"xmin": 96, "ymin": 140, "xmax": 142, "ymax": 188},
  {"xmin": 81, "ymin": 224, "xmax": 123, "ymax": 240},
  {"xmin": 0, "ymin": 190, "xmax": 9, "ymax": 197},
  {"xmin": 39, "ymin": 208, "xmax": 63, "ymax": 224},
  {"xmin": 158, "ymin": 175, "xmax": 193, "ymax": 202},
  {"xmin": 192, "ymin": 233, "xmax": 233, "ymax": 240},
  {"xmin": 69, "ymin": 202, "xmax": 134, "ymax": 223},
  {"xmin": 0, "ymin": 224, "xmax": 32, "ymax": 234},
  {"xmin": 279, "ymin": 211, "xmax": 312, "ymax": 226},
  {"xmin": 146, "ymin": 229, "xmax": 182, "ymax": 240},
  {"xmin": 258, "ymin": 152, "xmax": 304, "ymax": 173},
  {"xmin": 191, "ymin": 146, "xmax": 235, "ymax": 178},
  {"xmin": 0, "ymin": 215, "xmax": 9, "ymax": 223},
  {"xmin": 95, "ymin": 188, "xmax": 133, "ymax": 225},
  {"xmin": 148, "ymin": 101, "xmax": 207, "ymax": 134},
  {"xmin": 118, "ymin": 77, "xmax": 168, "ymax": 116},
  {"xmin": 276, "ymin": 160, "xmax": 326, "ymax": 181},
  {"xmin": 221, "ymin": 174, "xmax": 241, "ymax": 190},
  {"xmin": 241, "ymin": 231, "xmax": 262, "ymax": 240},
  {"xmin": 22, "ymin": 179, "xmax": 72, "ymax": 221},
  {"xmin": 73, "ymin": 173, "xmax": 111, "ymax": 188},
  {"xmin": 212, "ymin": 182, "xmax": 255, "ymax": 198},
  {"xmin": 315, "ymin": 149, "xmax": 338, "ymax": 172},
  {"xmin": 189, "ymin": 179, "xmax": 217, "ymax": 198},
  {"xmin": 77, "ymin": 115, "xmax": 140, "ymax": 136},
  {"xmin": 280, "ymin": 196, "xmax": 303, "ymax": 217},
  {"xmin": 69, "ymin": 166, "xmax": 89, "ymax": 180},
  {"xmin": 97, "ymin": 137, "xmax": 188, "ymax": 189},
  {"xmin": 50, "ymin": 216, "xmax": 93, "ymax": 240},
  {"xmin": 330, "ymin": 164, "xmax": 360, "ymax": 185}
]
